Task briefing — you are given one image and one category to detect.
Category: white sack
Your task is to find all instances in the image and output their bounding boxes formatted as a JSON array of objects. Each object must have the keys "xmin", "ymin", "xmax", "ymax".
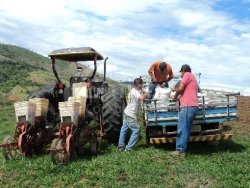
[{"xmin": 153, "ymin": 86, "xmax": 171, "ymax": 101}]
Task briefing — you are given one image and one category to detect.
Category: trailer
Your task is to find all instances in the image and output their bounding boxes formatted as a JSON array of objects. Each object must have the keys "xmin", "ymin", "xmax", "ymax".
[{"xmin": 141, "ymin": 75, "xmax": 239, "ymax": 145}]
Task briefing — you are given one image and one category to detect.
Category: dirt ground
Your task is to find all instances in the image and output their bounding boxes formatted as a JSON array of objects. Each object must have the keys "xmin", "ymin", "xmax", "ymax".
[{"xmin": 235, "ymin": 122, "xmax": 250, "ymax": 132}]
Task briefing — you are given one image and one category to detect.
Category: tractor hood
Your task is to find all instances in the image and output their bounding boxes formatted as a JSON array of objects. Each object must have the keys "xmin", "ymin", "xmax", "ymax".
[{"xmin": 48, "ymin": 47, "xmax": 104, "ymax": 62}]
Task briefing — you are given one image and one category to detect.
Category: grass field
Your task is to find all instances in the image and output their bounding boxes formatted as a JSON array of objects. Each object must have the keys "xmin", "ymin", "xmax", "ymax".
[{"xmin": 0, "ymin": 105, "xmax": 249, "ymax": 188}]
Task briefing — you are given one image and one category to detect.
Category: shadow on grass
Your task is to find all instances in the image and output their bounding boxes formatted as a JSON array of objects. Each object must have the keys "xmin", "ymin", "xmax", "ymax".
[
  {"xmin": 187, "ymin": 140, "xmax": 246, "ymax": 155},
  {"xmin": 138, "ymin": 142, "xmax": 175, "ymax": 151},
  {"xmin": 138, "ymin": 140, "xmax": 246, "ymax": 155},
  {"xmin": 68, "ymin": 140, "xmax": 113, "ymax": 163}
]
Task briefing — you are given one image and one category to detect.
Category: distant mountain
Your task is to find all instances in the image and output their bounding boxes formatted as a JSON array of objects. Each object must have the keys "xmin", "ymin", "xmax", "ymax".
[{"xmin": 0, "ymin": 43, "xmax": 118, "ymax": 102}]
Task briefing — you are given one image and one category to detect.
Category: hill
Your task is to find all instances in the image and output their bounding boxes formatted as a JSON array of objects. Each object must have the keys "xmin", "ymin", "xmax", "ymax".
[{"xmin": 0, "ymin": 43, "xmax": 118, "ymax": 102}]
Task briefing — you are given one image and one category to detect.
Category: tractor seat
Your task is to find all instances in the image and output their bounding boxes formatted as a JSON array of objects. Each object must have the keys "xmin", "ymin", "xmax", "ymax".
[{"xmin": 70, "ymin": 76, "xmax": 88, "ymax": 88}]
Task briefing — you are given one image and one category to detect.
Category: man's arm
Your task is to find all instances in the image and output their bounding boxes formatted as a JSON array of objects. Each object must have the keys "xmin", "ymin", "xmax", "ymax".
[
  {"xmin": 166, "ymin": 75, "xmax": 173, "ymax": 83},
  {"xmin": 160, "ymin": 75, "xmax": 174, "ymax": 88},
  {"xmin": 171, "ymin": 82, "xmax": 185, "ymax": 100},
  {"xmin": 167, "ymin": 65, "xmax": 174, "ymax": 82},
  {"xmin": 148, "ymin": 71, "xmax": 155, "ymax": 79},
  {"xmin": 138, "ymin": 89, "xmax": 148, "ymax": 101},
  {"xmin": 161, "ymin": 65, "xmax": 173, "ymax": 87},
  {"xmin": 148, "ymin": 64, "xmax": 157, "ymax": 83},
  {"xmin": 139, "ymin": 93, "xmax": 148, "ymax": 101}
]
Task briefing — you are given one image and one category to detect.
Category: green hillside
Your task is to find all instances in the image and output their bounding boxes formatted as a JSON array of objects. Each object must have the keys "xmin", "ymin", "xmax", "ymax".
[
  {"xmin": 0, "ymin": 43, "xmax": 118, "ymax": 102},
  {"xmin": 0, "ymin": 44, "xmax": 66, "ymax": 102}
]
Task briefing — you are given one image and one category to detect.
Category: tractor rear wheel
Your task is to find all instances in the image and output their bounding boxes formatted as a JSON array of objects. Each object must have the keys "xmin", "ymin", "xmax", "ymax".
[{"xmin": 102, "ymin": 87, "xmax": 127, "ymax": 144}]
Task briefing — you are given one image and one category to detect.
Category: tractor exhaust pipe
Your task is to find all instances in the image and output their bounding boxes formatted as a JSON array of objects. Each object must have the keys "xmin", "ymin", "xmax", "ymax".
[{"xmin": 104, "ymin": 57, "xmax": 108, "ymax": 81}]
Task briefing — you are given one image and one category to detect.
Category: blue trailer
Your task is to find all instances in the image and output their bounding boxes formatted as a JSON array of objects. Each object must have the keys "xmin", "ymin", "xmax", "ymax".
[{"xmin": 143, "ymin": 90, "xmax": 239, "ymax": 145}]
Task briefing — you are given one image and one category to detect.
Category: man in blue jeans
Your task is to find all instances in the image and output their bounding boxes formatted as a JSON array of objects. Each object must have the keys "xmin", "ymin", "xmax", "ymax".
[
  {"xmin": 118, "ymin": 78, "xmax": 147, "ymax": 151},
  {"xmin": 171, "ymin": 64, "xmax": 199, "ymax": 156}
]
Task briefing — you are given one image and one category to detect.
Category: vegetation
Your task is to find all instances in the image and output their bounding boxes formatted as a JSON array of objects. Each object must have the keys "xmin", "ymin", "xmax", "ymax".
[
  {"xmin": 0, "ymin": 106, "xmax": 249, "ymax": 187},
  {"xmin": 0, "ymin": 59, "xmax": 43, "ymax": 93},
  {"xmin": 0, "ymin": 44, "xmax": 54, "ymax": 101}
]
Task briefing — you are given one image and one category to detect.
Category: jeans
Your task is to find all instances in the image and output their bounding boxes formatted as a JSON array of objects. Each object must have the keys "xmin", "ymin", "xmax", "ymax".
[
  {"xmin": 118, "ymin": 115, "xmax": 140, "ymax": 150},
  {"xmin": 148, "ymin": 81, "xmax": 169, "ymax": 100},
  {"xmin": 176, "ymin": 106, "xmax": 198, "ymax": 152}
]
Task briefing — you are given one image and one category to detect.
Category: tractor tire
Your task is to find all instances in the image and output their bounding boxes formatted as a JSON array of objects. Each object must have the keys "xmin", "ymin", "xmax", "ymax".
[
  {"xmin": 28, "ymin": 91, "xmax": 58, "ymax": 129},
  {"xmin": 102, "ymin": 87, "xmax": 127, "ymax": 144}
]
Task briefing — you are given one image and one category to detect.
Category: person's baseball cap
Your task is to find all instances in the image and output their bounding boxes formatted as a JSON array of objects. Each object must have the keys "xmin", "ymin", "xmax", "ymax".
[{"xmin": 179, "ymin": 64, "xmax": 191, "ymax": 72}]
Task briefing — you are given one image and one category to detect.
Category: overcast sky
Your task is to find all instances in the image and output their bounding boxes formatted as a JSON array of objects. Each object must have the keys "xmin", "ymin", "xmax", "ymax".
[{"xmin": 0, "ymin": 0, "xmax": 250, "ymax": 95}]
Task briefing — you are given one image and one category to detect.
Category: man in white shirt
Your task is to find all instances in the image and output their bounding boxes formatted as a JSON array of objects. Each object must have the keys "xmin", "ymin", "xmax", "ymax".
[{"xmin": 118, "ymin": 78, "xmax": 147, "ymax": 151}]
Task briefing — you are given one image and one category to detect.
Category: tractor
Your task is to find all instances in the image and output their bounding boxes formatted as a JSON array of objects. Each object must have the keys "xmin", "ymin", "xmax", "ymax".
[{"xmin": 27, "ymin": 47, "xmax": 126, "ymax": 163}]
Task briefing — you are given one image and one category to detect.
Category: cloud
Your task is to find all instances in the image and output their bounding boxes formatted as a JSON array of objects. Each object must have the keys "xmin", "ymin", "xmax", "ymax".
[
  {"xmin": 0, "ymin": 0, "xmax": 69, "ymax": 24},
  {"xmin": 0, "ymin": 0, "xmax": 250, "ymax": 93}
]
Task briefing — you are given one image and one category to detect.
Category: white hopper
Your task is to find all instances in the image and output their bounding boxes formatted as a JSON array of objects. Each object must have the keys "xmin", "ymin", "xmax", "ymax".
[
  {"xmin": 14, "ymin": 101, "xmax": 36, "ymax": 126},
  {"xmin": 59, "ymin": 101, "xmax": 80, "ymax": 126},
  {"xmin": 68, "ymin": 96, "xmax": 87, "ymax": 117},
  {"xmin": 29, "ymin": 98, "xmax": 49, "ymax": 117}
]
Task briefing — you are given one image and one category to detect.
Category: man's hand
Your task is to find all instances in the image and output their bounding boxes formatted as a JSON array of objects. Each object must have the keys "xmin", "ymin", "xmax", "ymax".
[
  {"xmin": 171, "ymin": 88, "xmax": 177, "ymax": 92},
  {"xmin": 171, "ymin": 95, "xmax": 178, "ymax": 101},
  {"xmin": 149, "ymin": 72, "xmax": 157, "ymax": 83},
  {"xmin": 152, "ymin": 76, "xmax": 157, "ymax": 83},
  {"xmin": 160, "ymin": 83, "xmax": 165, "ymax": 88},
  {"xmin": 139, "ymin": 93, "xmax": 148, "ymax": 101}
]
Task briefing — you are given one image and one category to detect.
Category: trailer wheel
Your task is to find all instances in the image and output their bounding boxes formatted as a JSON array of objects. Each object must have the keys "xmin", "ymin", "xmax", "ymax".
[{"xmin": 102, "ymin": 87, "xmax": 126, "ymax": 144}]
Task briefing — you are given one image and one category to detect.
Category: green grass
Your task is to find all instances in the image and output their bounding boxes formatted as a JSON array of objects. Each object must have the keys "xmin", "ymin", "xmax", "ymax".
[
  {"xmin": 0, "ymin": 106, "xmax": 249, "ymax": 188},
  {"xmin": 0, "ymin": 105, "xmax": 16, "ymax": 141}
]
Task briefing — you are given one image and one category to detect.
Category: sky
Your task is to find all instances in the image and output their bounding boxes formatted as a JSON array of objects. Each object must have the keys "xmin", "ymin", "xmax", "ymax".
[{"xmin": 0, "ymin": 0, "xmax": 250, "ymax": 95}]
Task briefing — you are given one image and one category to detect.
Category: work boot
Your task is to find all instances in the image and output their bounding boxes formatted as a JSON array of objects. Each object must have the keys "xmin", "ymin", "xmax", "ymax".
[
  {"xmin": 117, "ymin": 146, "xmax": 125, "ymax": 151},
  {"xmin": 170, "ymin": 151, "xmax": 186, "ymax": 157}
]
